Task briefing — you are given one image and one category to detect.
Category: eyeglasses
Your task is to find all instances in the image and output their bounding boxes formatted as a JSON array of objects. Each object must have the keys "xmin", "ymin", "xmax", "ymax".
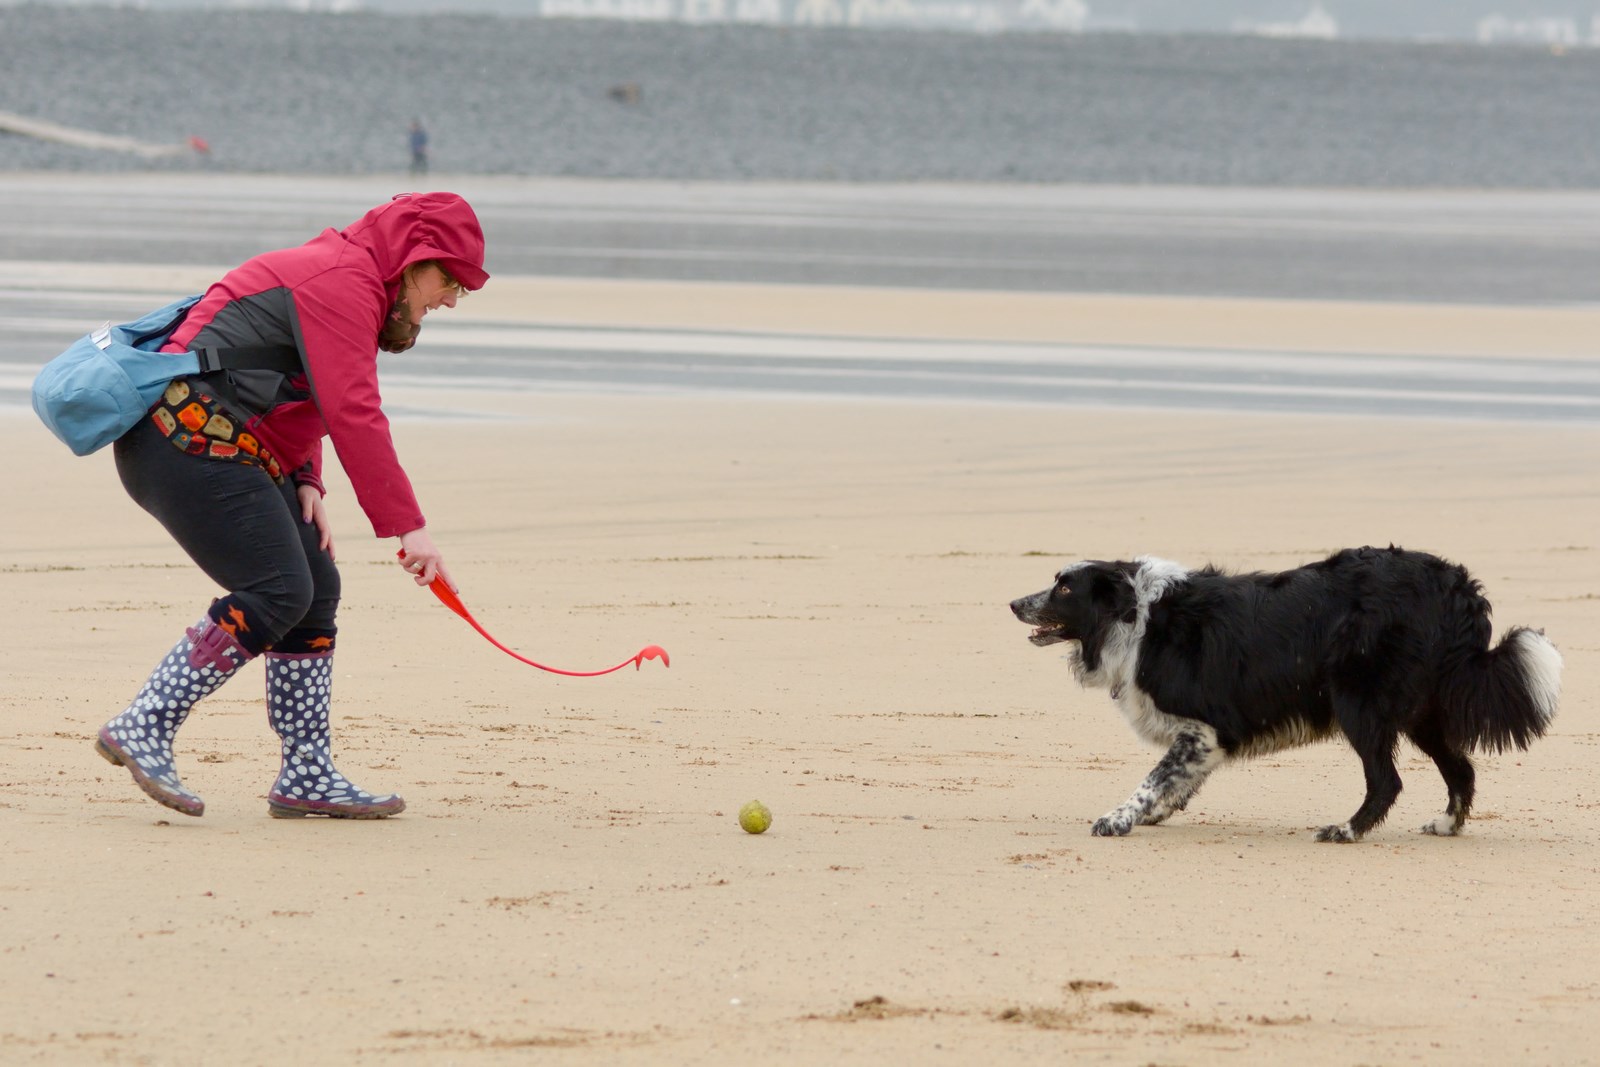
[{"xmin": 439, "ymin": 268, "xmax": 468, "ymax": 297}]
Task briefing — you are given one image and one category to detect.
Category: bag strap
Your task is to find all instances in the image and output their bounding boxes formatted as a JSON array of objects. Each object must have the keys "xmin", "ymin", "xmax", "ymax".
[
  {"xmin": 128, "ymin": 297, "xmax": 301, "ymax": 376},
  {"xmin": 192, "ymin": 345, "xmax": 303, "ymax": 375}
]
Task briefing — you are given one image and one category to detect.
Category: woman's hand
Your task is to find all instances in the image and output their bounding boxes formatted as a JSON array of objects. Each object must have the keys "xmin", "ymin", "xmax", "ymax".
[
  {"xmin": 398, "ymin": 527, "xmax": 456, "ymax": 592},
  {"xmin": 298, "ymin": 485, "xmax": 334, "ymax": 560}
]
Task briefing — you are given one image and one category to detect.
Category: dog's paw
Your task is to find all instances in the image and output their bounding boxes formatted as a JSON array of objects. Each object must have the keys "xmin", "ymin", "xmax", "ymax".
[
  {"xmin": 1092, "ymin": 814, "xmax": 1134, "ymax": 837},
  {"xmin": 1314, "ymin": 823, "xmax": 1359, "ymax": 843},
  {"xmin": 1420, "ymin": 816, "xmax": 1461, "ymax": 837}
]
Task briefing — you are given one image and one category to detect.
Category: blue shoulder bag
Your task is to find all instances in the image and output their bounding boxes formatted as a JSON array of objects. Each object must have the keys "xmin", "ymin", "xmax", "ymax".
[{"xmin": 32, "ymin": 295, "xmax": 301, "ymax": 456}]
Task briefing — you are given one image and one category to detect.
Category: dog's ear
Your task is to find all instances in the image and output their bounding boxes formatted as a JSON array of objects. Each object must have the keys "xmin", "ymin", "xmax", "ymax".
[
  {"xmin": 1091, "ymin": 563, "xmax": 1138, "ymax": 625},
  {"xmin": 1073, "ymin": 563, "xmax": 1138, "ymax": 673}
]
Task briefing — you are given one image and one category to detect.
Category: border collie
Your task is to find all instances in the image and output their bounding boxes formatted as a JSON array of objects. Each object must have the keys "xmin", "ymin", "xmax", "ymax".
[{"xmin": 1010, "ymin": 547, "xmax": 1561, "ymax": 842}]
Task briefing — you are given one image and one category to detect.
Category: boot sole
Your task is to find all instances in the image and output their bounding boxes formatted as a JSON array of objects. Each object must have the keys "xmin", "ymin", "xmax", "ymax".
[
  {"xmin": 267, "ymin": 796, "xmax": 406, "ymax": 820},
  {"xmin": 94, "ymin": 730, "xmax": 205, "ymax": 817}
]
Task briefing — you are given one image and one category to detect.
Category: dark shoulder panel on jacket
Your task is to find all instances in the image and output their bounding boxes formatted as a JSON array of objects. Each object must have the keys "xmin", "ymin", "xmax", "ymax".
[{"xmin": 187, "ymin": 287, "xmax": 300, "ymax": 352}]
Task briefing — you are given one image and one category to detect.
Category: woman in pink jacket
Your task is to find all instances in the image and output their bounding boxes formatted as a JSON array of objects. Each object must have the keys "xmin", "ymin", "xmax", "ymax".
[{"xmin": 95, "ymin": 192, "xmax": 490, "ymax": 820}]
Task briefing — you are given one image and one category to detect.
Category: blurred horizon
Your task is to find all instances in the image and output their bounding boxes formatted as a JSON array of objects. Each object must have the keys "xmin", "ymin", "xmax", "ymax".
[{"xmin": 9, "ymin": 0, "xmax": 1600, "ymax": 43}]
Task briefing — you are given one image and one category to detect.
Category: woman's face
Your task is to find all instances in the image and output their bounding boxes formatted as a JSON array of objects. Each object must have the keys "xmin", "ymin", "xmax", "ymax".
[{"xmin": 401, "ymin": 263, "xmax": 462, "ymax": 326}]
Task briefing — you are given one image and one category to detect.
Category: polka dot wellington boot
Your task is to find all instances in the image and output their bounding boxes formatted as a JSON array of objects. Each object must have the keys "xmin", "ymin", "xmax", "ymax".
[
  {"xmin": 94, "ymin": 616, "xmax": 253, "ymax": 817},
  {"xmin": 264, "ymin": 650, "xmax": 405, "ymax": 819}
]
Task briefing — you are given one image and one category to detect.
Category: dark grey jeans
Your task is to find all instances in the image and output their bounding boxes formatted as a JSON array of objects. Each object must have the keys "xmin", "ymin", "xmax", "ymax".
[{"xmin": 113, "ymin": 415, "xmax": 339, "ymax": 649}]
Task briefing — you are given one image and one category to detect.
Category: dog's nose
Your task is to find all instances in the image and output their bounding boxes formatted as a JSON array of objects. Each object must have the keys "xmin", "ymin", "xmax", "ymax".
[{"xmin": 1009, "ymin": 598, "xmax": 1026, "ymax": 617}]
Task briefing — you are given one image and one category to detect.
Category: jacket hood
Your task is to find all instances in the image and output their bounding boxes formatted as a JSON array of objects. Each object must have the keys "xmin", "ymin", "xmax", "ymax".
[{"xmin": 341, "ymin": 191, "xmax": 490, "ymax": 291}]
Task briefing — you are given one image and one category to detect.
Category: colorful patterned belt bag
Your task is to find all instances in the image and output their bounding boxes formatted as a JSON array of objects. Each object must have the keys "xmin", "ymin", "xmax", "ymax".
[{"xmin": 150, "ymin": 379, "xmax": 287, "ymax": 482}]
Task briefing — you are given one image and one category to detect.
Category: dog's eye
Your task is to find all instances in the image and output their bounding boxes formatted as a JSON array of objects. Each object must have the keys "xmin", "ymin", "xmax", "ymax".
[{"xmin": 1056, "ymin": 583, "xmax": 1071, "ymax": 596}]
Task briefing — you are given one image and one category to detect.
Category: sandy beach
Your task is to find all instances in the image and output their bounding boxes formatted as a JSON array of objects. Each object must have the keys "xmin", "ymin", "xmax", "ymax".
[{"xmin": 3, "ymin": 271, "xmax": 1599, "ymax": 1065}]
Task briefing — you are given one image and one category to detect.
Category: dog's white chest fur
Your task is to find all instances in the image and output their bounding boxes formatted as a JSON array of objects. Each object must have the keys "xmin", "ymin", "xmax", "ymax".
[{"xmin": 1067, "ymin": 556, "xmax": 1198, "ymax": 749}]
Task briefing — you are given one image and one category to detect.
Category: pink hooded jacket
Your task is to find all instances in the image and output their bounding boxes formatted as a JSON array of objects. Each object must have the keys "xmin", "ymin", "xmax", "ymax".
[{"xmin": 163, "ymin": 193, "xmax": 489, "ymax": 538}]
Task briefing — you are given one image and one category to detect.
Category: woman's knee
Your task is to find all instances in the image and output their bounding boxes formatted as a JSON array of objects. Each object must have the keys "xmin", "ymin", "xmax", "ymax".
[
  {"xmin": 282, "ymin": 563, "xmax": 317, "ymax": 624},
  {"xmin": 301, "ymin": 555, "xmax": 341, "ymax": 631},
  {"xmin": 242, "ymin": 560, "xmax": 315, "ymax": 644}
]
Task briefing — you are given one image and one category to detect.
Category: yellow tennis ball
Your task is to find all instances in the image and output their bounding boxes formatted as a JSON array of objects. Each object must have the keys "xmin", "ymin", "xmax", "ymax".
[{"xmin": 738, "ymin": 800, "xmax": 772, "ymax": 834}]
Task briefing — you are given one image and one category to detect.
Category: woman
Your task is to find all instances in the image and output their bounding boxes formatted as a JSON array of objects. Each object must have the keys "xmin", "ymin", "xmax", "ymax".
[{"xmin": 94, "ymin": 191, "xmax": 489, "ymax": 820}]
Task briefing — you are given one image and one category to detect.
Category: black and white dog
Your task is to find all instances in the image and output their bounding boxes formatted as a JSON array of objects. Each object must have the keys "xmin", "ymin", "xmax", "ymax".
[{"xmin": 1010, "ymin": 547, "xmax": 1561, "ymax": 842}]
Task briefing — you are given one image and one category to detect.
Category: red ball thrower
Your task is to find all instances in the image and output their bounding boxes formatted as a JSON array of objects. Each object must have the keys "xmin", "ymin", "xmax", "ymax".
[{"xmin": 401, "ymin": 553, "xmax": 669, "ymax": 677}]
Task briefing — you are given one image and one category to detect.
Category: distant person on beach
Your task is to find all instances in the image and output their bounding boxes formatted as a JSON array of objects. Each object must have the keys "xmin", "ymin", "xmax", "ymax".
[
  {"xmin": 409, "ymin": 119, "xmax": 429, "ymax": 175},
  {"xmin": 92, "ymin": 192, "xmax": 488, "ymax": 820}
]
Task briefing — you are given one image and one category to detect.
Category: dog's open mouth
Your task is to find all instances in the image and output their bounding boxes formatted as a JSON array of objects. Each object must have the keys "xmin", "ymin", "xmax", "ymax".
[{"xmin": 1028, "ymin": 623, "xmax": 1069, "ymax": 646}]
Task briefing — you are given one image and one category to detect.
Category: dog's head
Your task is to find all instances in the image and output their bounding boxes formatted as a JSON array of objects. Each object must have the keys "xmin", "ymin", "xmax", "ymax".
[{"xmin": 1010, "ymin": 561, "xmax": 1140, "ymax": 651}]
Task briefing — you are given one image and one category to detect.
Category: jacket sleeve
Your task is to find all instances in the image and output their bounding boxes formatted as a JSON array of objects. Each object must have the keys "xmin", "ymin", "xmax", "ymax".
[
  {"xmin": 291, "ymin": 447, "xmax": 326, "ymax": 497},
  {"xmin": 287, "ymin": 269, "xmax": 425, "ymax": 538}
]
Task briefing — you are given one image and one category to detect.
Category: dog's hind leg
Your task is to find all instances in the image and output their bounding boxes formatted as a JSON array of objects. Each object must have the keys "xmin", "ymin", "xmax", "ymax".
[
  {"xmin": 1316, "ymin": 706, "xmax": 1403, "ymax": 843},
  {"xmin": 1407, "ymin": 713, "xmax": 1476, "ymax": 837},
  {"xmin": 1092, "ymin": 725, "xmax": 1223, "ymax": 837}
]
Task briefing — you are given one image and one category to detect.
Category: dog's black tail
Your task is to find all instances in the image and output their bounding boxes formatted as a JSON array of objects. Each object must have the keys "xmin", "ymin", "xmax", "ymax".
[{"xmin": 1438, "ymin": 624, "xmax": 1562, "ymax": 753}]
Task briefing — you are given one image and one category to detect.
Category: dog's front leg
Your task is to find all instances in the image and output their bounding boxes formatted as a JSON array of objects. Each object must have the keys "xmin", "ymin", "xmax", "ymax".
[{"xmin": 1093, "ymin": 726, "xmax": 1223, "ymax": 837}]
